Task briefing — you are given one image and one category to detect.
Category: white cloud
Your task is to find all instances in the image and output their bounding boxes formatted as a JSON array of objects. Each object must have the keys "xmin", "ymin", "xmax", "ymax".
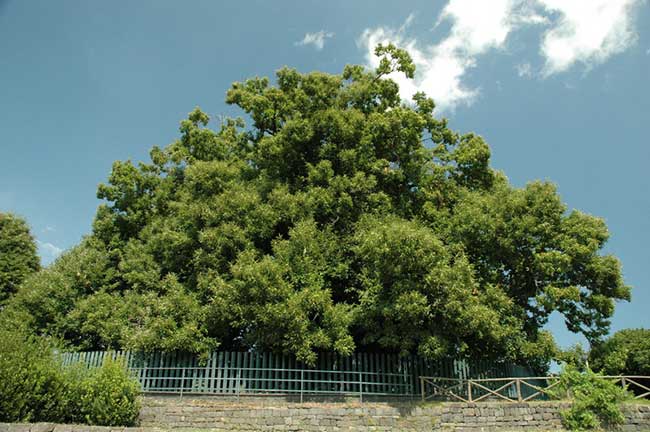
[
  {"xmin": 37, "ymin": 240, "xmax": 63, "ymax": 264},
  {"xmin": 358, "ymin": 0, "xmax": 643, "ymax": 111},
  {"xmin": 516, "ymin": 62, "xmax": 533, "ymax": 78},
  {"xmin": 359, "ymin": 1, "xmax": 546, "ymax": 111},
  {"xmin": 359, "ymin": 24, "xmax": 475, "ymax": 112},
  {"xmin": 538, "ymin": 0, "xmax": 644, "ymax": 76},
  {"xmin": 295, "ymin": 30, "xmax": 334, "ymax": 51}
]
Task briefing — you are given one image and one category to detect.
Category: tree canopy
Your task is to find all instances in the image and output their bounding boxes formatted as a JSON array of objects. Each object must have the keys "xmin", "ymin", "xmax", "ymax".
[
  {"xmin": 2, "ymin": 45, "xmax": 630, "ymax": 369},
  {"xmin": 0, "ymin": 213, "xmax": 40, "ymax": 305},
  {"xmin": 590, "ymin": 328, "xmax": 650, "ymax": 376}
]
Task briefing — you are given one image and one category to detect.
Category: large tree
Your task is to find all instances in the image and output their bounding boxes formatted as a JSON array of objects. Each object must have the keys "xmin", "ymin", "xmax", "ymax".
[
  {"xmin": 0, "ymin": 213, "xmax": 40, "ymax": 305},
  {"xmin": 3, "ymin": 45, "xmax": 630, "ymax": 368}
]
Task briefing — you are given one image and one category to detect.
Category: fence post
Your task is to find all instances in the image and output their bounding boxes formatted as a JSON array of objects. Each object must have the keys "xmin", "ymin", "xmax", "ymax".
[
  {"xmin": 621, "ymin": 377, "xmax": 627, "ymax": 390},
  {"xmin": 420, "ymin": 377, "xmax": 425, "ymax": 401},
  {"xmin": 359, "ymin": 370, "xmax": 363, "ymax": 403},
  {"xmin": 142, "ymin": 360, "xmax": 148, "ymax": 393},
  {"xmin": 237, "ymin": 368, "xmax": 241, "ymax": 400},
  {"xmin": 180, "ymin": 368, "xmax": 185, "ymax": 398},
  {"xmin": 300, "ymin": 369, "xmax": 304, "ymax": 404},
  {"xmin": 210, "ymin": 352, "xmax": 216, "ymax": 394},
  {"xmin": 516, "ymin": 378, "xmax": 522, "ymax": 402},
  {"xmin": 468, "ymin": 380, "xmax": 473, "ymax": 402}
]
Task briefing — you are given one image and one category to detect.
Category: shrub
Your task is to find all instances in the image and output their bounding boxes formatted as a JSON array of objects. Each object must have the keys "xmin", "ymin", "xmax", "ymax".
[
  {"xmin": 75, "ymin": 356, "xmax": 141, "ymax": 426},
  {"xmin": 0, "ymin": 324, "xmax": 140, "ymax": 426},
  {"xmin": 554, "ymin": 365, "xmax": 630, "ymax": 431},
  {"xmin": 0, "ymin": 327, "xmax": 70, "ymax": 422}
]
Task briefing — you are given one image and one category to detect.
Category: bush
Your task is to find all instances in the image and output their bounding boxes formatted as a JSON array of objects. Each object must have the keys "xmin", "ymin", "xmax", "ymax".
[
  {"xmin": 554, "ymin": 365, "xmax": 630, "ymax": 431},
  {"xmin": 0, "ymin": 327, "xmax": 69, "ymax": 422},
  {"xmin": 75, "ymin": 356, "xmax": 141, "ymax": 426},
  {"xmin": 0, "ymin": 326, "xmax": 140, "ymax": 426}
]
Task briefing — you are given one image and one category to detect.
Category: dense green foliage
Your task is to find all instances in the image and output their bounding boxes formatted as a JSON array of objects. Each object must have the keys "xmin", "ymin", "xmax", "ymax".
[
  {"xmin": 554, "ymin": 365, "xmax": 630, "ymax": 431},
  {"xmin": 0, "ymin": 213, "xmax": 40, "ymax": 305},
  {"xmin": 0, "ymin": 326, "xmax": 70, "ymax": 422},
  {"xmin": 74, "ymin": 356, "xmax": 141, "ymax": 426},
  {"xmin": 0, "ymin": 326, "xmax": 140, "ymax": 426},
  {"xmin": 590, "ymin": 328, "xmax": 650, "ymax": 398},
  {"xmin": 1, "ymin": 45, "xmax": 629, "ymax": 369},
  {"xmin": 557, "ymin": 343, "xmax": 590, "ymax": 371},
  {"xmin": 590, "ymin": 328, "xmax": 650, "ymax": 376}
]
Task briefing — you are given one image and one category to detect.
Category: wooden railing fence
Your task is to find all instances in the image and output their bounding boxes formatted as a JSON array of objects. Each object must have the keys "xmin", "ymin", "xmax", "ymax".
[{"xmin": 419, "ymin": 375, "xmax": 650, "ymax": 402}]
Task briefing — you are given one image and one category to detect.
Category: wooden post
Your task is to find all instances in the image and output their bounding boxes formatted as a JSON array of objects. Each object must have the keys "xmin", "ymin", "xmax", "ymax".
[
  {"xmin": 468, "ymin": 380, "xmax": 473, "ymax": 402},
  {"xmin": 420, "ymin": 377, "xmax": 425, "ymax": 401},
  {"xmin": 516, "ymin": 378, "xmax": 522, "ymax": 402}
]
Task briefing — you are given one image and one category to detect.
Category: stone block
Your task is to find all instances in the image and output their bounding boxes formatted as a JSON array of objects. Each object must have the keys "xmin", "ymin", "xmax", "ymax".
[{"xmin": 29, "ymin": 424, "xmax": 56, "ymax": 432}]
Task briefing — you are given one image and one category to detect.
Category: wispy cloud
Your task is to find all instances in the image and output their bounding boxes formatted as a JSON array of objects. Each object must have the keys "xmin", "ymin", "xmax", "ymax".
[
  {"xmin": 42, "ymin": 225, "xmax": 55, "ymax": 233},
  {"xmin": 358, "ymin": 0, "xmax": 643, "ymax": 111},
  {"xmin": 295, "ymin": 30, "xmax": 334, "ymax": 51},
  {"xmin": 37, "ymin": 240, "xmax": 63, "ymax": 264},
  {"xmin": 516, "ymin": 62, "xmax": 533, "ymax": 78}
]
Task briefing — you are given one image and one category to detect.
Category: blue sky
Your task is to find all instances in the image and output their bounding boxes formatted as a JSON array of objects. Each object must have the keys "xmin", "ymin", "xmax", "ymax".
[{"xmin": 0, "ymin": 0, "xmax": 648, "ymax": 350}]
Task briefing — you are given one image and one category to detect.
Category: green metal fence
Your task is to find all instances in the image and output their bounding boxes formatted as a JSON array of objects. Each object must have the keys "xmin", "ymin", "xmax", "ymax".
[{"xmin": 59, "ymin": 350, "xmax": 535, "ymax": 399}]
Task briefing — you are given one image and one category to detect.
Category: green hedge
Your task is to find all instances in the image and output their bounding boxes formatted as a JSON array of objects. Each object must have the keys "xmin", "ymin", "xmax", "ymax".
[{"xmin": 0, "ymin": 327, "xmax": 140, "ymax": 426}]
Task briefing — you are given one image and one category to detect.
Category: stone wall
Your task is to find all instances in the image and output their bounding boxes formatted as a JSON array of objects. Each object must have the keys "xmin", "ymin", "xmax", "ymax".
[
  {"xmin": 2, "ymin": 397, "xmax": 649, "ymax": 431},
  {"xmin": 138, "ymin": 396, "xmax": 650, "ymax": 431}
]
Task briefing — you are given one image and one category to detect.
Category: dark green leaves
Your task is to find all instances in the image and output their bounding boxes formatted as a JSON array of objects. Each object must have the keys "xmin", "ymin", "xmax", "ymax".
[{"xmin": 1, "ymin": 46, "xmax": 629, "ymax": 370}]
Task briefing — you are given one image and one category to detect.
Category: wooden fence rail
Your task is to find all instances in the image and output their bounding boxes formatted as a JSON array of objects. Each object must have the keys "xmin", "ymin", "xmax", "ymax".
[
  {"xmin": 604, "ymin": 376, "xmax": 650, "ymax": 399},
  {"xmin": 419, "ymin": 375, "xmax": 650, "ymax": 402}
]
